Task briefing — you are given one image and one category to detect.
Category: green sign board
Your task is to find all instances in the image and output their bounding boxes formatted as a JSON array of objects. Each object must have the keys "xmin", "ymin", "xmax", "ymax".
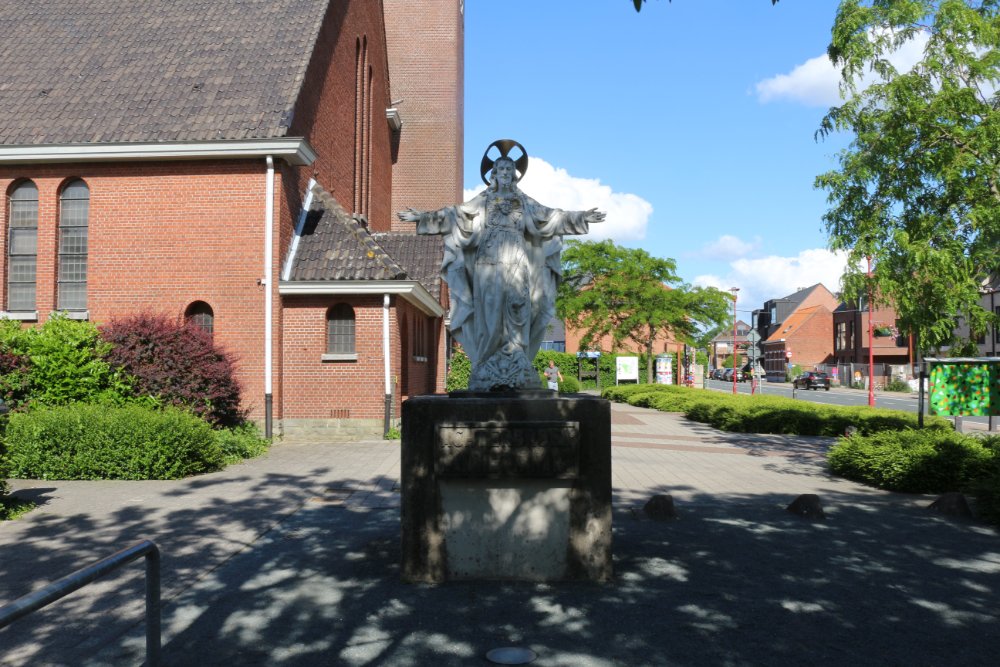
[{"xmin": 927, "ymin": 358, "xmax": 1000, "ymax": 417}]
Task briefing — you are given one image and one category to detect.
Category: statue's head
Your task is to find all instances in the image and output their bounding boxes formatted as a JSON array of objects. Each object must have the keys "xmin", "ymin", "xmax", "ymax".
[{"xmin": 490, "ymin": 156, "xmax": 517, "ymax": 190}]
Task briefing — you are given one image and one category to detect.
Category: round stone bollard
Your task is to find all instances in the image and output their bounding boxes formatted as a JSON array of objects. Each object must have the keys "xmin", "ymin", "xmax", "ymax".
[
  {"xmin": 643, "ymin": 494, "xmax": 678, "ymax": 521},
  {"xmin": 786, "ymin": 493, "xmax": 825, "ymax": 520}
]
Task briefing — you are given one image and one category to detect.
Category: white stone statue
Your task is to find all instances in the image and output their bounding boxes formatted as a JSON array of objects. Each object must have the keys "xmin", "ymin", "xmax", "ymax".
[{"xmin": 399, "ymin": 140, "xmax": 605, "ymax": 391}]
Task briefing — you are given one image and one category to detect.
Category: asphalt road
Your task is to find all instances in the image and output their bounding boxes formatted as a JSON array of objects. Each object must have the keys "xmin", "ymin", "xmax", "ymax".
[{"xmin": 702, "ymin": 378, "xmax": 998, "ymax": 432}]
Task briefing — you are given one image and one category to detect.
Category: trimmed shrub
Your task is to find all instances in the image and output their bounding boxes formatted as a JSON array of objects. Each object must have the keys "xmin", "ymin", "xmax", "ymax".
[
  {"xmin": 101, "ymin": 313, "xmax": 245, "ymax": 427},
  {"xmin": 214, "ymin": 422, "xmax": 270, "ymax": 465},
  {"xmin": 4, "ymin": 403, "xmax": 224, "ymax": 480},
  {"xmin": 884, "ymin": 378, "xmax": 911, "ymax": 393},
  {"xmin": 968, "ymin": 435, "xmax": 1000, "ymax": 523},
  {"xmin": 558, "ymin": 375, "xmax": 581, "ymax": 393},
  {"xmin": 829, "ymin": 430, "xmax": 994, "ymax": 493},
  {"xmin": 603, "ymin": 384, "xmax": 950, "ymax": 436}
]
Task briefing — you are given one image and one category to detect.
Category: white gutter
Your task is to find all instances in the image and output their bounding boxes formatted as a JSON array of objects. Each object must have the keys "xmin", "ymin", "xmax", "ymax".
[
  {"xmin": 383, "ymin": 293, "xmax": 392, "ymax": 435},
  {"xmin": 281, "ymin": 177, "xmax": 317, "ymax": 282},
  {"xmin": 264, "ymin": 156, "xmax": 275, "ymax": 437},
  {"xmin": 278, "ymin": 279, "xmax": 445, "ymax": 317},
  {"xmin": 383, "ymin": 294, "xmax": 392, "ymax": 396},
  {"xmin": 0, "ymin": 138, "xmax": 317, "ymax": 165}
]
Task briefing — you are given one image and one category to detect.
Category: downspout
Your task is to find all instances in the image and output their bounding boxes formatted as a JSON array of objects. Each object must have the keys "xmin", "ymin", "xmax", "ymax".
[
  {"xmin": 264, "ymin": 156, "xmax": 275, "ymax": 438},
  {"xmin": 383, "ymin": 293, "xmax": 392, "ymax": 436}
]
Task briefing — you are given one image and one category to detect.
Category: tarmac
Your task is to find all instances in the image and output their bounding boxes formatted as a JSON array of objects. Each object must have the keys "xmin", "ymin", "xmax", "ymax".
[{"xmin": 1, "ymin": 399, "xmax": 998, "ymax": 666}]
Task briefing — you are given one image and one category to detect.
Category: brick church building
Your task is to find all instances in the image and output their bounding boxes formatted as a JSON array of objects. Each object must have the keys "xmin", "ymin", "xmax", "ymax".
[{"xmin": 0, "ymin": 0, "xmax": 463, "ymax": 438}]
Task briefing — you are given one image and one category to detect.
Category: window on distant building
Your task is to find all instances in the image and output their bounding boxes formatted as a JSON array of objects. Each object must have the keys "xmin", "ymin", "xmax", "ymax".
[
  {"xmin": 835, "ymin": 322, "xmax": 847, "ymax": 352},
  {"xmin": 185, "ymin": 301, "xmax": 214, "ymax": 337},
  {"xmin": 58, "ymin": 179, "xmax": 89, "ymax": 312},
  {"xmin": 327, "ymin": 303, "xmax": 356, "ymax": 356},
  {"xmin": 7, "ymin": 180, "xmax": 38, "ymax": 312}
]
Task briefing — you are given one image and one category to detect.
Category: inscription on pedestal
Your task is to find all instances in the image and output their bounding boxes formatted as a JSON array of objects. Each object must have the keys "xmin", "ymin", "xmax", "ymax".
[{"xmin": 435, "ymin": 421, "xmax": 580, "ymax": 479}]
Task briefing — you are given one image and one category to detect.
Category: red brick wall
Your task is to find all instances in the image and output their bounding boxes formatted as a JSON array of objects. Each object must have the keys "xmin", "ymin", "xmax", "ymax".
[
  {"xmin": 396, "ymin": 300, "xmax": 442, "ymax": 398},
  {"xmin": 290, "ymin": 0, "xmax": 394, "ymax": 232},
  {"xmin": 384, "ymin": 0, "xmax": 464, "ymax": 225},
  {"xmin": 0, "ymin": 159, "xmax": 282, "ymax": 421},
  {"xmin": 786, "ymin": 309, "xmax": 835, "ymax": 369},
  {"xmin": 281, "ymin": 294, "xmax": 408, "ymax": 420}
]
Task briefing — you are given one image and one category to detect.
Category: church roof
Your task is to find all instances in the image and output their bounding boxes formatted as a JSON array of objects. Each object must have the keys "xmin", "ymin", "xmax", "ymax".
[
  {"xmin": 0, "ymin": 0, "xmax": 331, "ymax": 145},
  {"xmin": 285, "ymin": 183, "xmax": 443, "ymax": 300}
]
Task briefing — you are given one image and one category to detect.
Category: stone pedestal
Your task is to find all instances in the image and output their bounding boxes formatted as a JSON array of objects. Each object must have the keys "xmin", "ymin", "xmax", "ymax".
[{"xmin": 401, "ymin": 392, "xmax": 612, "ymax": 583}]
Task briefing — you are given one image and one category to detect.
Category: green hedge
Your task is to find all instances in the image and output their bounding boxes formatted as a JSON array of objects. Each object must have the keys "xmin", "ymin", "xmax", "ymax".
[
  {"xmin": 602, "ymin": 384, "xmax": 950, "ymax": 436},
  {"xmin": 4, "ymin": 403, "xmax": 225, "ymax": 480},
  {"xmin": 829, "ymin": 430, "xmax": 996, "ymax": 494}
]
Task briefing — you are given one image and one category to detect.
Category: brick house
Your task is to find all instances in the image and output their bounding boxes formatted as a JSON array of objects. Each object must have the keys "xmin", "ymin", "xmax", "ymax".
[
  {"xmin": 0, "ymin": 0, "xmax": 463, "ymax": 438},
  {"xmin": 755, "ymin": 284, "xmax": 838, "ymax": 381},
  {"xmin": 832, "ymin": 300, "xmax": 911, "ymax": 381}
]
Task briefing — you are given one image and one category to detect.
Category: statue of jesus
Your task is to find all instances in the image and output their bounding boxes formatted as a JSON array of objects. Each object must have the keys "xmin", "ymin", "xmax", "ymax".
[{"xmin": 398, "ymin": 140, "xmax": 605, "ymax": 391}]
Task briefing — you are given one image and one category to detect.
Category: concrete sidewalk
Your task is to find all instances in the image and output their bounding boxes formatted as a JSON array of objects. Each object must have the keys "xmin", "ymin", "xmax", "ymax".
[{"xmin": 2, "ymin": 401, "xmax": 998, "ymax": 666}]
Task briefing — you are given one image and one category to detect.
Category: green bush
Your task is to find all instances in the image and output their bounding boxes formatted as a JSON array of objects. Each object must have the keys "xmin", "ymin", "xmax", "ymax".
[
  {"xmin": 829, "ymin": 430, "xmax": 995, "ymax": 493},
  {"xmin": 603, "ymin": 385, "xmax": 950, "ymax": 436},
  {"xmin": 445, "ymin": 346, "xmax": 471, "ymax": 391},
  {"xmin": 214, "ymin": 422, "xmax": 269, "ymax": 465},
  {"xmin": 4, "ymin": 403, "xmax": 224, "ymax": 480},
  {"xmin": 884, "ymin": 378, "xmax": 911, "ymax": 393},
  {"xmin": 558, "ymin": 375, "xmax": 581, "ymax": 393},
  {"xmin": 968, "ymin": 435, "xmax": 1000, "ymax": 523},
  {"xmin": 0, "ymin": 316, "xmax": 130, "ymax": 408}
]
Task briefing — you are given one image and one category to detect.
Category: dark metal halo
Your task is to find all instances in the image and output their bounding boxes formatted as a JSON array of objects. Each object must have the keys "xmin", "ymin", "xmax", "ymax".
[{"xmin": 480, "ymin": 139, "xmax": 528, "ymax": 185}]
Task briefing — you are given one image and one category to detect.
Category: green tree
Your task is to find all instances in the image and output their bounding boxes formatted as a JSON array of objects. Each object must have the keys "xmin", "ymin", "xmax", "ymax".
[
  {"xmin": 815, "ymin": 0, "xmax": 1000, "ymax": 352},
  {"xmin": 557, "ymin": 240, "xmax": 730, "ymax": 383}
]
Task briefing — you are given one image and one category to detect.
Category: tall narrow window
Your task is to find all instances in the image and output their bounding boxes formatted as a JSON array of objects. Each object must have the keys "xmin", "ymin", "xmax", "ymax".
[
  {"xmin": 327, "ymin": 304, "xmax": 356, "ymax": 355},
  {"xmin": 185, "ymin": 301, "xmax": 214, "ymax": 337},
  {"xmin": 58, "ymin": 179, "xmax": 89, "ymax": 311},
  {"xmin": 7, "ymin": 181, "xmax": 38, "ymax": 312}
]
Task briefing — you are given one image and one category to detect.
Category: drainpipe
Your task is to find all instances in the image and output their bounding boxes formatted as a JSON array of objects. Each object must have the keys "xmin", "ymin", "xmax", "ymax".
[
  {"xmin": 383, "ymin": 293, "xmax": 392, "ymax": 436},
  {"xmin": 264, "ymin": 156, "xmax": 275, "ymax": 438}
]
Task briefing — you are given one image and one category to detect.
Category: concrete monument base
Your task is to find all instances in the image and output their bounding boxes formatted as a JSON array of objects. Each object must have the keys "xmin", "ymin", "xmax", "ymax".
[{"xmin": 401, "ymin": 392, "xmax": 612, "ymax": 583}]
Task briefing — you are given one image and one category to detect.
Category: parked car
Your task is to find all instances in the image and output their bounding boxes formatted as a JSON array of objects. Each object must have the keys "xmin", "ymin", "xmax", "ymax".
[
  {"xmin": 711, "ymin": 368, "xmax": 726, "ymax": 380},
  {"xmin": 793, "ymin": 371, "xmax": 831, "ymax": 391},
  {"xmin": 722, "ymin": 368, "xmax": 745, "ymax": 382}
]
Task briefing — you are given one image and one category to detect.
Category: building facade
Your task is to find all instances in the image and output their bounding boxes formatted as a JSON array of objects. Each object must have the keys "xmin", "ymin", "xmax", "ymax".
[{"xmin": 0, "ymin": 0, "xmax": 463, "ymax": 438}]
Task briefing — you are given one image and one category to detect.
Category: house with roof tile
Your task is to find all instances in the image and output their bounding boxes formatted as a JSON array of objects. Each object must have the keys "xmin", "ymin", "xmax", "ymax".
[
  {"xmin": 0, "ymin": 0, "xmax": 464, "ymax": 438},
  {"xmin": 754, "ymin": 284, "xmax": 838, "ymax": 381}
]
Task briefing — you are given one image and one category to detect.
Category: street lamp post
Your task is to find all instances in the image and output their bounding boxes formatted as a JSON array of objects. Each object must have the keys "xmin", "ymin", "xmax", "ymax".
[
  {"xmin": 867, "ymin": 255, "xmax": 875, "ymax": 407},
  {"xmin": 729, "ymin": 287, "xmax": 740, "ymax": 395}
]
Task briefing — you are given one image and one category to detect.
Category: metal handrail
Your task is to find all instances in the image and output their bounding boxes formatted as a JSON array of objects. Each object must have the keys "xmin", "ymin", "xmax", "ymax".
[{"xmin": 0, "ymin": 539, "xmax": 161, "ymax": 666}]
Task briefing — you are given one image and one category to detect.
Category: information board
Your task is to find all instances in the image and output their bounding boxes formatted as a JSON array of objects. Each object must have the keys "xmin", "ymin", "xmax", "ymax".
[{"xmin": 616, "ymin": 356, "xmax": 639, "ymax": 384}]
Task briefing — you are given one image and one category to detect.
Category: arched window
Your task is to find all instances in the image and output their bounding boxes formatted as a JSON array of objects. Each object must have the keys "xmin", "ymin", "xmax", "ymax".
[
  {"xmin": 58, "ymin": 179, "xmax": 89, "ymax": 311},
  {"xmin": 7, "ymin": 180, "xmax": 38, "ymax": 312},
  {"xmin": 327, "ymin": 303, "xmax": 356, "ymax": 355},
  {"xmin": 185, "ymin": 301, "xmax": 214, "ymax": 337}
]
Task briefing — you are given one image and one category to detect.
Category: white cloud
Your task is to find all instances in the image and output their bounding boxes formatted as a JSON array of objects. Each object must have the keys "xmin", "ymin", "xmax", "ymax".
[
  {"xmin": 755, "ymin": 31, "xmax": 929, "ymax": 107},
  {"xmin": 698, "ymin": 234, "xmax": 761, "ymax": 258},
  {"xmin": 755, "ymin": 53, "xmax": 843, "ymax": 107},
  {"xmin": 464, "ymin": 156, "xmax": 652, "ymax": 242},
  {"xmin": 694, "ymin": 248, "xmax": 850, "ymax": 316}
]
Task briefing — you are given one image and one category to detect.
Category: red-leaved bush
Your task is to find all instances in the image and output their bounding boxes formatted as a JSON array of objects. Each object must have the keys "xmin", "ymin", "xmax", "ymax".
[{"xmin": 101, "ymin": 313, "xmax": 246, "ymax": 427}]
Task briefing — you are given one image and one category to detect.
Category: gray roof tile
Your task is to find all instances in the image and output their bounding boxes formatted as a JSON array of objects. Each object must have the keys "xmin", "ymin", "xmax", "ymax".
[
  {"xmin": 287, "ymin": 183, "xmax": 443, "ymax": 300},
  {"xmin": 0, "ymin": 0, "xmax": 329, "ymax": 145}
]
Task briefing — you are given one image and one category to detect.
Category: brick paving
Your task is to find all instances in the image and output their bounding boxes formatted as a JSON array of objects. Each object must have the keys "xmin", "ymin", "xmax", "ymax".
[{"xmin": 1, "ymin": 399, "xmax": 997, "ymax": 666}]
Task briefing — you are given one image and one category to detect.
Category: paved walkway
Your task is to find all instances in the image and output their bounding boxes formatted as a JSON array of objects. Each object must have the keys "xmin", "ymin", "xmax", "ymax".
[{"xmin": 1, "ymin": 401, "xmax": 998, "ymax": 666}]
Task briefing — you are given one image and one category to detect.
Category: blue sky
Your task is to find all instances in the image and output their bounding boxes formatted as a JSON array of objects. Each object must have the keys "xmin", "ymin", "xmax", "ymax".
[{"xmin": 462, "ymin": 0, "xmax": 859, "ymax": 319}]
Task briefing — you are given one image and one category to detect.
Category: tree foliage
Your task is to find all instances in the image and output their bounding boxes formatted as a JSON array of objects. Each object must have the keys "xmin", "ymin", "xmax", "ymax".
[
  {"xmin": 557, "ymin": 240, "xmax": 730, "ymax": 383},
  {"xmin": 815, "ymin": 0, "xmax": 1000, "ymax": 352}
]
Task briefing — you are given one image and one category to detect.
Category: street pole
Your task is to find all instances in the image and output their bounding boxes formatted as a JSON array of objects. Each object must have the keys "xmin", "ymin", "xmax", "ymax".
[
  {"xmin": 730, "ymin": 287, "xmax": 739, "ymax": 395},
  {"xmin": 867, "ymin": 255, "xmax": 875, "ymax": 407}
]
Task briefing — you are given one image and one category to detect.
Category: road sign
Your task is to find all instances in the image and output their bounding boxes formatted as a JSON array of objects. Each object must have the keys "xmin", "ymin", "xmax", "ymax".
[
  {"xmin": 746, "ymin": 330, "xmax": 761, "ymax": 345},
  {"xmin": 785, "ymin": 350, "xmax": 792, "ymax": 358}
]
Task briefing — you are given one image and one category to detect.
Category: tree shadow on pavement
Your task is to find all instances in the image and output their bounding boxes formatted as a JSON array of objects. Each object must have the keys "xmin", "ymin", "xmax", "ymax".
[{"xmin": 40, "ymin": 483, "xmax": 996, "ymax": 666}]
